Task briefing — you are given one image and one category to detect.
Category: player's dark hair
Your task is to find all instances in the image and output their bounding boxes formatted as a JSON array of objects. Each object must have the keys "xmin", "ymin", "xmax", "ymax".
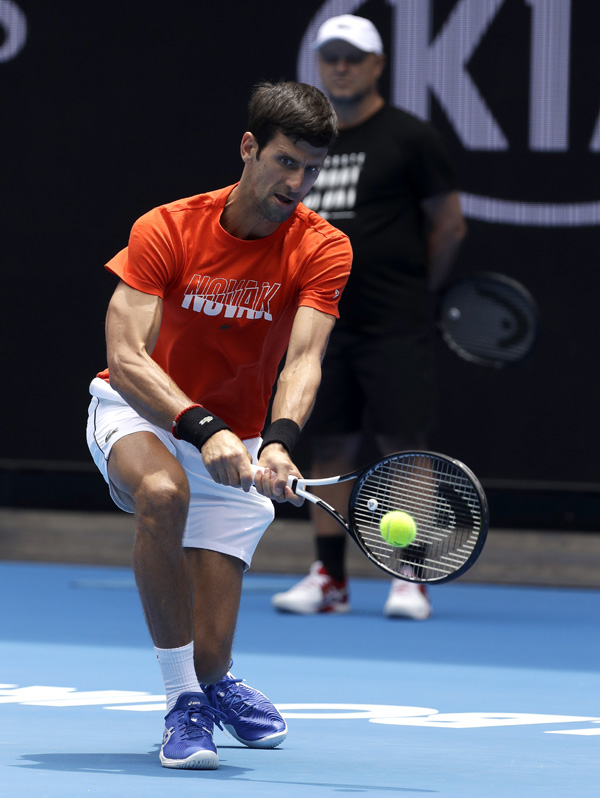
[{"xmin": 248, "ymin": 80, "xmax": 338, "ymax": 154}]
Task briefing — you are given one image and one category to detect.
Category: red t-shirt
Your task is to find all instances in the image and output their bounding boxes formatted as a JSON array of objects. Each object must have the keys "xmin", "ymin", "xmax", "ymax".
[{"xmin": 98, "ymin": 184, "xmax": 352, "ymax": 439}]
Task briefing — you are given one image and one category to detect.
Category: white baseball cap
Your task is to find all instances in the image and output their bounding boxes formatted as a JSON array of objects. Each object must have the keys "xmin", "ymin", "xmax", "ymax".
[{"xmin": 311, "ymin": 14, "xmax": 383, "ymax": 55}]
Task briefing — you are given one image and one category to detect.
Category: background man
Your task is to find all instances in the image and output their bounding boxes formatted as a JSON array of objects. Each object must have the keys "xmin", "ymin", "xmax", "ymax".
[{"xmin": 272, "ymin": 15, "xmax": 467, "ymax": 620}]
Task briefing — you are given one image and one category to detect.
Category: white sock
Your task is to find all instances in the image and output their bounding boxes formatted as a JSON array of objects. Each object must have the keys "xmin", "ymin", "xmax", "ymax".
[{"xmin": 154, "ymin": 641, "xmax": 201, "ymax": 712}]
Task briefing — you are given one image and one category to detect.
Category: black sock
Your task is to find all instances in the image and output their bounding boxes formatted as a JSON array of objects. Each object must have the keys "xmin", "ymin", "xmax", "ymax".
[{"xmin": 315, "ymin": 536, "xmax": 347, "ymax": 582}]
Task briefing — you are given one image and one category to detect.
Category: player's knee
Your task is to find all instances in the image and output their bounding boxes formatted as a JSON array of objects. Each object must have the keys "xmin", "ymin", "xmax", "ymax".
[{"xmin": 135, "ymin": 473, "xmax": 190, "ymax": 534}]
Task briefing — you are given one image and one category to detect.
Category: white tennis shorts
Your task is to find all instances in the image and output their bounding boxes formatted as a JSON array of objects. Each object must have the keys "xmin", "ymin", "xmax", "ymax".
[{"xmin": 86, "ymin": 378, "xmax": 275, "ymax": 569}]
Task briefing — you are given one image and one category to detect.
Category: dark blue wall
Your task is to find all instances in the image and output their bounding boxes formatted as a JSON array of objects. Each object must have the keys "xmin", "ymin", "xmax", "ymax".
[{"xmin": 2, "ymin": 0, "xmax": 599, "ymax": 487}]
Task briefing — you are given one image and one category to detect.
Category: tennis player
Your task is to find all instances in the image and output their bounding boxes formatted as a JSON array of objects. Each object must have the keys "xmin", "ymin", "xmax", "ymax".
[{"xmin": 86, "ymin": 81, "xmax": 351, "ymax": 770}]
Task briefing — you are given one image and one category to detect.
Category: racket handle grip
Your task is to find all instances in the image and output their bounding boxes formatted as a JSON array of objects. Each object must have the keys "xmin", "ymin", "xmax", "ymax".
[{"xmin": 250, "ymin": 464, "xmax": 298, "ymax": 492}]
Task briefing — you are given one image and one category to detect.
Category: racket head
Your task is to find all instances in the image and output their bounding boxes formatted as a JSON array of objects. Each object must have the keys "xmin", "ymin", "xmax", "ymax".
[
  {"xmin": 437, "ymin": 271, "xmax": 540, "ymax": 368},
  {"xmin": 347, "ymin": 451, "xmax": 489, "ymax": 584}
]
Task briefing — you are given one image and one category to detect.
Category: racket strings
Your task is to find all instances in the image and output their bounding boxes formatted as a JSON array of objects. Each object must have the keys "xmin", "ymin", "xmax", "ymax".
[{"xmin": 352, "ymin": 454, "xmax": 484, "ymax": 582}]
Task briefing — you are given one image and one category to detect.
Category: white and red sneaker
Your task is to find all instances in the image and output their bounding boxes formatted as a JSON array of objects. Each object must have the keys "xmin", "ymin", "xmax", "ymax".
[
  {"xmin": 384, "ymin": 578, "xmax": 432, "ymax": 620},
  {"xmin": 271, "ymin": 561, "xmax": 350, "ymax": 614}
]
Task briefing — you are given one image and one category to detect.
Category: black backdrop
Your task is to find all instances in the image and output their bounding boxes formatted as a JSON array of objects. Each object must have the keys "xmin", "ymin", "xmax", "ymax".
[{"xmin": 3, "ymin": 0, "xmax": 600, "ymax": 492}]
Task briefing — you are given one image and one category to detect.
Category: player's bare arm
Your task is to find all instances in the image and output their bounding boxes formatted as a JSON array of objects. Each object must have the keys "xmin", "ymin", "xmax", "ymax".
[
  {"xmin": 106, "ymin": 280, "xmax": 252, "ymax": 487},
  {"xmin": 254, "ymin": 305, "xmax": 336, "ymax": 505},
  {"xmin": 106, "ymin": 281, "xmax": 190, "ymax": 427},
  {"xmin": 422, "ymin": 191, "xmax": 467, "ymax": 291}
]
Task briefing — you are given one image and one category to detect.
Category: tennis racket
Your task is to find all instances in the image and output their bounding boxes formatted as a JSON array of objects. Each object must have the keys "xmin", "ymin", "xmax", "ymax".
[
  {"xmin": 437, "ymin": 271, "xmax": 539, "ymax": 368},
  {"xmin": 252, "ymin": 451, "xmax": 488, "ymax": 584}
]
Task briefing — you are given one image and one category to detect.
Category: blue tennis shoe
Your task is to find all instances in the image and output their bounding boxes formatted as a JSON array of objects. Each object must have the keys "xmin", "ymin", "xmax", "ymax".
[
  {"xmin": 202, "ymin": 670, "xmax": 287, "ymax": 749},
  {"xmin": 160, "ymin": 692, "xmax": 224, "ymax": 769}
]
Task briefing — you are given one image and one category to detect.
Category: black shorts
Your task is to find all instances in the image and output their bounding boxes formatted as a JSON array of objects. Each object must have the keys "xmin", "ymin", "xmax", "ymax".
[{"xmin": 309, "ymin": 326, "xmax": 438, "ymax": 438}]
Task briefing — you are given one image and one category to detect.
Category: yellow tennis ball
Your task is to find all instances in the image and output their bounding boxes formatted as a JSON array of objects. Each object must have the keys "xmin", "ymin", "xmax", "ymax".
[{"xmin": 379, "ymin": 511, "xmax": 417, "ymax": 547}]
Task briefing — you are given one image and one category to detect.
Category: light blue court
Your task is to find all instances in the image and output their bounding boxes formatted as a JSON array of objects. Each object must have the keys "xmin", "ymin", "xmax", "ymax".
[{"xmin": 2, "ymin": 561, "xmax": 600, "ymax": 797}]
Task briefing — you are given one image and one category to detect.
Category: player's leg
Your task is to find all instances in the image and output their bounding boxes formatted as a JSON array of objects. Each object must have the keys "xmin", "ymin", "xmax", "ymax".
[
  {"xmin": 186, "ymin": 547, "xmax": 287, "ymax": 748},
  {"xmin": 108, "ymin": 431, "xmax": 194, "ymax": 648},
  {"xmin": 107, "ymin": 432, "xmax": 222, "ymax": 769},
  {"xmin": 185, "ymin": 547, "xmax": 244, "ymax": 684},
  {"xmin": 182, "ymin": 441, "xmax": 286, "ymax": 749},
  {"xmin": 87, "ymin": 385, "xmax": 217, "ymax": 768}
]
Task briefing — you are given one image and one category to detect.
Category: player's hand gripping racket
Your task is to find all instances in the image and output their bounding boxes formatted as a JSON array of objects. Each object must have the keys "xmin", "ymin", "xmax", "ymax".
[
  {"xmin": 252, "ymin": 451, "xmax": 488, "ymax": 584},
  {"xmin": 437, "ymin": 271, "xmax": 539, "ymax": 368}
]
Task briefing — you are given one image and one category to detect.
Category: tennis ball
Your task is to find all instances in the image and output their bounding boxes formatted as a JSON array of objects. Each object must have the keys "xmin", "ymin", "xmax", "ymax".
[{"xmin": 379, "ymin": 511, "xmax": 417, "ymax": 547}]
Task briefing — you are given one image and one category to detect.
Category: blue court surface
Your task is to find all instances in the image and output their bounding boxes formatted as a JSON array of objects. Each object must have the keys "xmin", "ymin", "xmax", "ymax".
[{"xmin": 2, "ymin": 560, "xmax": 600, "ymax": 797}]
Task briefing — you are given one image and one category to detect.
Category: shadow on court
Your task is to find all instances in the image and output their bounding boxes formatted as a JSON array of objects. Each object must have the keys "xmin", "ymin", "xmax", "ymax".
[{"xmin": 17, "ymin": 748, "xmax": 252, "ymax": 780}]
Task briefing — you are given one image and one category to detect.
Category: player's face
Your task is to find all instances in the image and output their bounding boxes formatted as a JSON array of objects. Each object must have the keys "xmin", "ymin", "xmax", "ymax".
[
  {"xmin": 317, "ymin": 40, "xmax": 385, "ymax": 105},
  {"xmin": 244, "ymin": 131, "xmax": 328, "ymax": 225}
]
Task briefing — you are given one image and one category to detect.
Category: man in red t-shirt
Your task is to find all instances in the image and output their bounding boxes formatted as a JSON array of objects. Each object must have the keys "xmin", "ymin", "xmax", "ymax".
[{"xmin": 86, "ymin": 81, "xmax": 351, "ymax": 770}]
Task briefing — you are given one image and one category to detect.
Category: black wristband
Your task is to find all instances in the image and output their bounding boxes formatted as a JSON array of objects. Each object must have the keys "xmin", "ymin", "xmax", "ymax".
[
  {"xmin": 257, "ymin": 418, "xmax": 300, "ymax": 458},
  {"xmin": 172, "ymin": 405, "xmax": 231, "ymax": 450}
]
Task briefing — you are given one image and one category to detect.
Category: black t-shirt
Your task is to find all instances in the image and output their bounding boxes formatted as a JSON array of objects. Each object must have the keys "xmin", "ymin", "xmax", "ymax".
[{"xmin": 303, "ymin": 104, "xmax": 458, "ymax": 333}]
